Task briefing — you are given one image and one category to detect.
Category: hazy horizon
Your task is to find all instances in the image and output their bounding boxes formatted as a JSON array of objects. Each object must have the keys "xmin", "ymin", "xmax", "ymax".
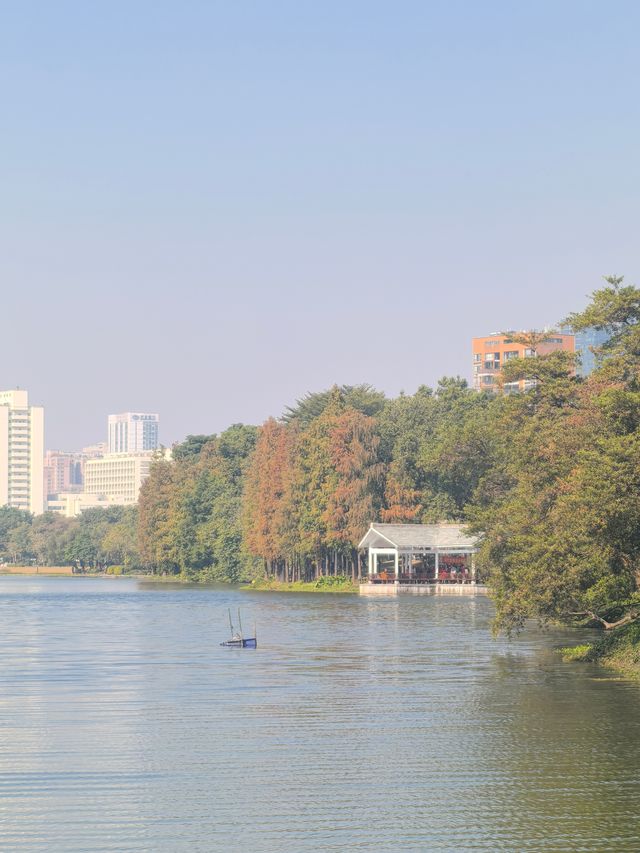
[{"xmin": 3, "ymin": 2, "xmax": 639, "ymax": 449}]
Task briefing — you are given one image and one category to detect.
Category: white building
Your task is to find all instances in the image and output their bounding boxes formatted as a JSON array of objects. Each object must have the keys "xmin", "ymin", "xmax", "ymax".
[
  {"xmin": 108, "ymin": 413, "xmax": 159, "ymax": 454},
  {"xmin": 0, "ymin": 389, "xmax": 45, "ymax": 515},
  {"xmin": 47, "ymin": 492, "xmax": 115, "ymax": 518},
  {"xmin": 358, "ymin": 523, "xmax": 479, "ymax": 583},
  {"xmin": 82, "ymin": 441, "xmax": 107, "ymax": 458},
  {"xmin": 83, "ymin": 452, "xmax": 155, "ymax": 505}
]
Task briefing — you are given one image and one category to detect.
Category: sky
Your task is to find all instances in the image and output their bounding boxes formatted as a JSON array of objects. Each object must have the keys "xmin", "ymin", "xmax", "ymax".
[{"xmin": 2, "ymin": 1, "xmax": 639, "ymax": 449}]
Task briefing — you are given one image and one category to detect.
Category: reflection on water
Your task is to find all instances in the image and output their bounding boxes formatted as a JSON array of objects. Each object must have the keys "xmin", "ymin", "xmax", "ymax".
[{"xmin": 0, "ymin": 577, "xmax": 639, "ymax": 852}]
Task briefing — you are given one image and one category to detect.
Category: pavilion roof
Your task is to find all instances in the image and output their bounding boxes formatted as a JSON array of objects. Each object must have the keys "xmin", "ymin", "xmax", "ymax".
[{"xmin": 358, "ymin": 522, "xmax": 479, "ymax": 551}]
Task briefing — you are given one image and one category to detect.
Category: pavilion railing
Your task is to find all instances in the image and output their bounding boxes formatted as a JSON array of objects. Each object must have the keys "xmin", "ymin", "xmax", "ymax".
[{"xmin": 365, "ymin": 573, "xmax": 475, "ymax": 585}]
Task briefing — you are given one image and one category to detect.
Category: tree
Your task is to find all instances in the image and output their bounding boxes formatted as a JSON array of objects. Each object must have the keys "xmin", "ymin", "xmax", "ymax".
[
  {"xmin": 138, "ymin": 458, "xmax": 181, "ymax": 574},
  {"xmin": 101, "ymin": 506, "xmax": 140, "ymax": 569},
  {"xmin": 565, "ymin": 275, "xmax": 640, "ymax": 385},
  {"xmin": 242, "ymin": 418, "xmax": 293, "ymax": 573},
  {"xmin": 176, "ymin": 424, "xmax": 259, "ymax": 582},
  {"xmin": 500, "ymin": 329, "xmax": 557, "ymax": 357},
  {"xmin": 470, "ymin": 278, "xmax": 640, "ymax": 634},
  {"xmin": 138, "ymin": 425, "xmax": 260, "ymax": 581},
  {"xmin": 31, "ymin": 513, "xmax": 75, "ymax": 566},
  {"xmin": 565, "ymin": 276, "xmax": 640, "ymax": 342},
  {"xmin": 323, "ymin": 408, "xmax": 384, "ymax": 576},
  {"xmin": 6, "ymin": 523, "xmax": 33, "ymax": 564},
  {"xmin": 378, "ymin": 380, "xmax": 493, "ymax": 523},
  {"xmin": 282, "ymin": 384, "xmax": 386, "ymax": 425},
  {"xmin": 0, "ymin": 506, "xmax": 32, "ymax": 562},
  {"xmin": 171, "ymin": 435, "xmax": 216, "ymax": 462}
]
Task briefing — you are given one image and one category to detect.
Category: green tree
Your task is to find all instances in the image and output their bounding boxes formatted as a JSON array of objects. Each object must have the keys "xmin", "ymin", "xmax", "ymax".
[
  {"xmin": 101, "ymin": 506, "xmax": 140, "ymax": 569},
  {"xmin": 31, "ymin": 513, "xmax": 75, "ymax": 566},
  {"xmin": 283, "ymin": 384, "xmax": 386, "ymax": 425},
  {"xmin": 0, "ymin": 506, "xmax": 32, "ymax": 562},
  {"xmin": 6, "ymin": 522, "xmax": 34, "ymax": 564},
  {"xmin": 470, "ymin": 278, "xmax": 640, "ymax": 633},
  {"xmin": 171, "ymin": 435, "xmax": 216, "ymax": 461},
  {"xmin": 138, "ymin": 457, "xmax": 181, "ymax": 574},
  {"xmin": 177, "ymin": 425, "xmax": 259, "ymax": 582}
]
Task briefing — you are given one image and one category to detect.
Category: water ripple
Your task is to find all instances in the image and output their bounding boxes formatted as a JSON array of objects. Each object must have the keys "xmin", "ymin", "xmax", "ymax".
[{"xmin": 0, "ymin": 578, "xmax": 639, "ymax": 851}]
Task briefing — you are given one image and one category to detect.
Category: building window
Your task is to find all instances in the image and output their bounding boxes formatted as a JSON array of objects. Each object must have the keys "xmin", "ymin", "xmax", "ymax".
[{"xmin": 503, "ymin": 350, "xmax": 519, "ymax": 360}]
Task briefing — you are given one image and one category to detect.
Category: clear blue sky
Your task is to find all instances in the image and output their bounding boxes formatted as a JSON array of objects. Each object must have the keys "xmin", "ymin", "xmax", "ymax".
[{"xmin": 2, "ymin": 1, "xmax": 639, "ymax": 449}]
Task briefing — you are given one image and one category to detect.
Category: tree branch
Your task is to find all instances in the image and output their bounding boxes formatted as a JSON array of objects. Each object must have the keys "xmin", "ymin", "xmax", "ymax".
[{"xmin": 585, "ymin": 609, "xmax": 640, "ymax": 630}]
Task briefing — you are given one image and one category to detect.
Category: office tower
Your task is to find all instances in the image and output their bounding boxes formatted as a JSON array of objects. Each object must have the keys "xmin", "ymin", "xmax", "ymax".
[
  {"xmin": 108, "ymin": 413, "xmax": 159, "ymax": 454},
  {"xmin": 0, "ymin": 389, "xmax": 45, "ymax": 514}
]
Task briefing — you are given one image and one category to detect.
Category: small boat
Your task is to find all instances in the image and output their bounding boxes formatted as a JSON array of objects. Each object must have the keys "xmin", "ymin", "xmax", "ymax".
[{"xmin": 220, "ymin": 609, "xmax": 257, "ymax": 649}]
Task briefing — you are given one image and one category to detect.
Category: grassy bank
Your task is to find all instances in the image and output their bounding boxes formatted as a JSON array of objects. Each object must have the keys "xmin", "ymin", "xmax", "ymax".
[
  {"xmin": 241, "ymin": 575, "xmax": 358, "ymax": 594},
  {"xmin": 560, "ymin": 622, "xmax": 640, "ymax": 678}
]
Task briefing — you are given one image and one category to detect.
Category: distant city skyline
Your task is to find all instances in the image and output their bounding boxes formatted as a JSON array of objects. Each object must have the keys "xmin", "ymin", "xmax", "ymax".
[{"xmin": 2, "ymin": 2, "xmax": 639, "ymax": 449}]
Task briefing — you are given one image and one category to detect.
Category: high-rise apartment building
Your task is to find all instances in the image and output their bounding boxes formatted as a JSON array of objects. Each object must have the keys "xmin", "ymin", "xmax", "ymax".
[
  {"xmin": 0, "ymin": 389, "xmax": 45, "ymax": 514},
  {"xmin": 471, "ymin": 332, "xmax": 575, "ymax": 392},
  {"xmin": 108, "ymin": 413, "xmax": 159, "ymax": 454}
]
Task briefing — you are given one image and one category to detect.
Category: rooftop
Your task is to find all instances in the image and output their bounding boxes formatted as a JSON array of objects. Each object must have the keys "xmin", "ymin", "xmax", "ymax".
[{"xmin": 358, "ymin": 522, "xmax": 479, "ymax": 551}]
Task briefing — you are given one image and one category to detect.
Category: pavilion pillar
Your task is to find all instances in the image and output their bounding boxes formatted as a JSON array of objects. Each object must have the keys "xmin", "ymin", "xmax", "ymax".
[
  {"xmin": 471, "ymin": 554, "xmax": 476, "ymax": 585},
  {"xmin": 368, "ymin": 548, "xmax": 373, "ymax": 578},
  {"xmin": 394, "ymin": 550, "xmax": 399, "ymax": 583},
  {"xmin": 434, "ymin": 550, "xmax": 439, "ymax": 580}
]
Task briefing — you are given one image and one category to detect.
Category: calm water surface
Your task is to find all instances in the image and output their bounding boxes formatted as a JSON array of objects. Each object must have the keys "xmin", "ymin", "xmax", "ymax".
[{"xmin": 0, "ymin": 577, "xmax": 639, "ymax": 852}]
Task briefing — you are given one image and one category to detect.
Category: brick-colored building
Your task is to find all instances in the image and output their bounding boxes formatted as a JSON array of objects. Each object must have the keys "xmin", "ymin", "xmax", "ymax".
[{"xmin": 472, "ymin": 331, "xmax": 575, "ymax": 393}]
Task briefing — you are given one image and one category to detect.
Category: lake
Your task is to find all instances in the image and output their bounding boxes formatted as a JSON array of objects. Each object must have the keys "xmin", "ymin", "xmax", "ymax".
[{"xmin": 0, "ymin": 577, "xmax": 639, "ymax": 852}]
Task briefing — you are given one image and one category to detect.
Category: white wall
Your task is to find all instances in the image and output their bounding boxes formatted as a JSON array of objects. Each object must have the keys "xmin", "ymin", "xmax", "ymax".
[
  {"xmin": 0, "ymin": 407, "xmax": 8, "ymax": 507},
  {"xmin": 29, "ymin": 406, "xmax": 45, "ymax": 515}
]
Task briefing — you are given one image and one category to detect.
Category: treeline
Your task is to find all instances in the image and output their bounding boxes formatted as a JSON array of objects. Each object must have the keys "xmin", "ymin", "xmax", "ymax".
[
  {"xmin": 134, "ymin": 378, "xmax": 495, "ymax": 583},
  {"xmin": 137, "ymin": 276, "xmax": 640, "ymax": 636},
  {"xmin": 0, "ymin": 505, "xmax": 139, "ymax": 571},
  {"xmin": 4, "ymin": 277, "xmax": 640, "ymax": 637}
]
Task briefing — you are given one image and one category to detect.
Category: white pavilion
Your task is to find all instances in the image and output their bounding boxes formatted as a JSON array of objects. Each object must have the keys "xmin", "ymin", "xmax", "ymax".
[{"xmin": 358, "ymin": 522, "xmax": 480, "ymax": 584}]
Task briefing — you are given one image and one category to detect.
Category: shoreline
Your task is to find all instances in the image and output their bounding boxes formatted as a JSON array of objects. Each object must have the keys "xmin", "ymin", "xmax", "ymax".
[
  {"xmin": 240, "ymin": 578, "xmax": 358, "ymax": 594},
  {"xmin": 560, "ymin": 624, "xmax": 640, "ymax": 679},
  {"xmin": 0, "ymin": 572, "xmax": 358, "ymax": 594}
]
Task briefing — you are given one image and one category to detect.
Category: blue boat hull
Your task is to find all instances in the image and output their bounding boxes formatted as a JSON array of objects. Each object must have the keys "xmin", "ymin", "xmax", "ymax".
[{"xmin": 220, "ymin": 638, "xmax": 257, "ymax": 648}]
